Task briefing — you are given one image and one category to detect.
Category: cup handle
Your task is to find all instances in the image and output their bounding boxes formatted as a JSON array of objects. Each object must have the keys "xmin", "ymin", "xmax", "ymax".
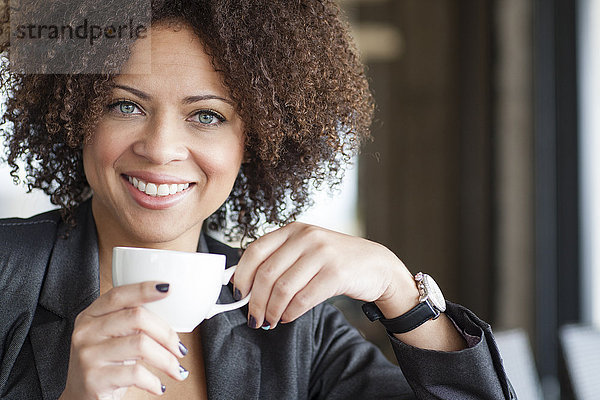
[{"xmin": 205, "ymin": 265, "xmax": 251, "ymax": 319}]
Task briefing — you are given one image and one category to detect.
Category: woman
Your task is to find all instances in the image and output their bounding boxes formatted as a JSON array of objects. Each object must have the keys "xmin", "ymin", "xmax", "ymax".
[{"xmin": 0, "ymin": 0, "xmax": 515, "ymax": 399}]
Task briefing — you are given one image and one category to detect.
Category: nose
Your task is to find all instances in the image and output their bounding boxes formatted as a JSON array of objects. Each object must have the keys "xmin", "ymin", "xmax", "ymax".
[{"xmin": 132, "ymin": 114, "xmax": 189, "ymax": 165}]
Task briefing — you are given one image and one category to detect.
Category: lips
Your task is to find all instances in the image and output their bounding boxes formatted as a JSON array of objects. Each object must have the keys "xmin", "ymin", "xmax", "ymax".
[{"xmin": 126, "ymin": 175, "xmax": 191, "ymax": 197}]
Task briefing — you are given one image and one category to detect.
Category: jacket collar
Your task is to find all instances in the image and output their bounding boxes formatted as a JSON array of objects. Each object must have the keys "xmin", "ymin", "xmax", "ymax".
[{"xmin": 38, "ymin": 199, "xmax": 100, "ymax": 319}]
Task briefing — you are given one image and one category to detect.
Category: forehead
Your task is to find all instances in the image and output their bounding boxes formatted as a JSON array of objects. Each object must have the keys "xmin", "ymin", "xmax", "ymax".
[{"xmin": 116, "ymin": 23, "xmax": 228, "ymax": 96}]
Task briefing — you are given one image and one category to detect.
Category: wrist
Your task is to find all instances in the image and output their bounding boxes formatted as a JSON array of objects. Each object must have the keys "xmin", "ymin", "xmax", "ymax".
[
  {"xmin": 374, "ymin": 266, "xmax": 420, "ymax": 319},
  {"xmin": 364, "ymin": 269, "xmax": 465, "ymax": 351},
  {"xmin": 365, "ymin": 272, "xmax": 448, "ymax": 335}
]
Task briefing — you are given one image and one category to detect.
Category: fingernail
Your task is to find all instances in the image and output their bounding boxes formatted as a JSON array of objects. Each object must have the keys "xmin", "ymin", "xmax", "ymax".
[
  {"xmin": 156, "ymin": 283, "xmax": 169, "ymax": 292},
  {"xmin": 233, "ymin": 288, "xmax": 242, "ymax": 301},
  {"xmin": 248, "ymin": 315, "xmax": 257, "ymax": 329},
  {"xmin": 179, "ymin": 365, "xmax": 189, "ymax": 380},
  {"xmin": 261, "ymin": 320, "xmax": 271, "ymax": 330},
  {"xmin": 161, "ymin": 384, "xmax": 166, "ymax": 393},
  {"xmin": 178, "ymin": 341, "xmax": 188, "ymax": 356}
]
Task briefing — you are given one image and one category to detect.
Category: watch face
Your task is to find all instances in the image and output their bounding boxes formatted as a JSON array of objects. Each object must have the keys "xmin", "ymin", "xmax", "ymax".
[{"xmin": 422, "ymin": 274, "xmax": 446, "ymax": 312}]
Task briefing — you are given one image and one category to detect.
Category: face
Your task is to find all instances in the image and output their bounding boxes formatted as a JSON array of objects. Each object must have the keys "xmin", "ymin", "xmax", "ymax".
[{"xmin": 83, "ymin": 23, "xmax": 245, "ymax": 249}]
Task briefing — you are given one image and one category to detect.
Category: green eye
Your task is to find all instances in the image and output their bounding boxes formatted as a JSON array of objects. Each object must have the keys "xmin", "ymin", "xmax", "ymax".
[
  {"xmin": 107, "ymin": 100, "xmax": 142, "ymax": 115},
  {"xmin": 198, "ymin": 112, "xmax": 216, "ymax": 124},
  {"xmin": 119, "ymin": 102, "xmax": 137, "ymax": 114},
  {"xmin": 195, "ymin": 110, "xmax": 225, "ymax": 125}
]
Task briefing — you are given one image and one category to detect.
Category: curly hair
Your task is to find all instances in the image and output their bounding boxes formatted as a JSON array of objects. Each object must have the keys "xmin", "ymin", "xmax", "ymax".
[{"xmin": 0, "ymin": 0, "xmax": 374, "ymax": 243}]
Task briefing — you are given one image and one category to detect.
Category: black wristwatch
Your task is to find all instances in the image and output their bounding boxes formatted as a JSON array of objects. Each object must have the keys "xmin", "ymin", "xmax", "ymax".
[{"xmin": 362, "ymin": 272, "xmax": 447, "ymax": 334}]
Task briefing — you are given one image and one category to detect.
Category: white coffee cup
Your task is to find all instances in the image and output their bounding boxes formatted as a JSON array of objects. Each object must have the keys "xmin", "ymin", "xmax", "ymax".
[{"xmin": 112, "ymin": 246, "xmax": 250, "ymax": 332}]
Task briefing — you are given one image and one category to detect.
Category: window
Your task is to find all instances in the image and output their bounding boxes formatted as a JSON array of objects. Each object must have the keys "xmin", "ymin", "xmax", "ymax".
[{"xmin": 579, "ymin": 0, "xmax": 600, "ymax": 328}]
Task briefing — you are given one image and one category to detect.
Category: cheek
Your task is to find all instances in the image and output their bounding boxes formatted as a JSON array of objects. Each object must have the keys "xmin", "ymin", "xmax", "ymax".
[
  {"xmin": 194, "ymin": 134, "xmax": 245, "ymax": 180},
  {"xmin": 82, "ymin": 145, "xmax": 105, "ymax": 192},
  {"xmin": 83, "ymin": 132, "xmax": 128, "ymax": 179},
  {"xmin": 197, "ymin": 150, "xmax": 242, "ymax": 180}
]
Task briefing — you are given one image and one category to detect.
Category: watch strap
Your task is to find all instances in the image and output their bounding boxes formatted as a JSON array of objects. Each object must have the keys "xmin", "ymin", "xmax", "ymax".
[{"xmin": 362, "ymin": 300, "xmax": 439, "ymax": 334}]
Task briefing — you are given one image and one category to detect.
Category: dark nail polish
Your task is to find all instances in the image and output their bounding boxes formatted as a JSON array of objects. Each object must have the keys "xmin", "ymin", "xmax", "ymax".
[
  {"xmin": 233, "ymin": 288, "xmax": 242, "ymax": 301},
  {"xmin": 161, "ymin": 384, "xmax": 166, "ymax": 393},
  {"xmin": 156, "ymin": 283, "xmax": 170, "ymax": 292},
  {"xmin": 179, "ymin": 365, "xmax": 189, "ymax": 380},
  {"xmin": 178, "ymin": 341, "xmax": 188, "ymax": 356},
  {"xmin": 248, "ymin": 315, "xmax": 257, "ymax": 329},
  {"xmin": 261, "ymin": 320, "xmax": 271, "ymax": 330}
]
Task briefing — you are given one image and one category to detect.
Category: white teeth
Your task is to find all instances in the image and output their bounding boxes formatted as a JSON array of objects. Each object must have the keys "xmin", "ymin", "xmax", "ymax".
[
  {"xmin": 157, "ymin": 184, "xmax": 169, "ymax": 196},
  {"xmin": 127, "ymin": 176, "xmax": 190, "ymax": 197},
  {"xmin": 145, "ymin": 183, "xmax": 158, "ymax": 196}
]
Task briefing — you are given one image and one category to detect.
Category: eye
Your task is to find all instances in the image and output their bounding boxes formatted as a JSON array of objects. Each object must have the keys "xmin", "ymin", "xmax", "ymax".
[
  {"xmin": 192, "ymin": 110, "xmax": 225, "ymax": 126},
  {"xmin": 119, "ymin": 102, "xmax": 137, "ymax": 114},
  {"xmin": 107, "ymin": 100, "xmax": 144, "ymax": 115}
]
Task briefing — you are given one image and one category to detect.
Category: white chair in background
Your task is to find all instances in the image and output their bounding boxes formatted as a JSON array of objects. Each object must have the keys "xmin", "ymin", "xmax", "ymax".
[
  {"xmin": 494, "ymin": 328, "xmax": 543, "ymax": 400},
  {"xmin": 560, "ymin": 324, "xmax": 600, "ymax": 400}
]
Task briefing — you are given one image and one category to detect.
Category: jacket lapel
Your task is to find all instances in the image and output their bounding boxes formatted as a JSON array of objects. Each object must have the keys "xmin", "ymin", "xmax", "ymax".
[
  {"xmin": 202, "ymin": 236, "xmax": 262, "ymax": 399},
  {"xmin": 200, "ymin": 299, "xmax": 262, "ymax": 399},
  {"xmin": 0, "ymin": 212, "xmax": 59, "ymax": 396},
  {"xmin": 29, "ymin": 200, "xmax": 100, "ymax": 400}
]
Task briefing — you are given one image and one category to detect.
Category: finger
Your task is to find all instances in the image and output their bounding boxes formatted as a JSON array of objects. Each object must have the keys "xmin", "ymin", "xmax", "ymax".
[
  {"xmin": 234, "ymin": 223, "xmax": 306, "ymax": 297},
  {"xmin": 88, "ymin": 333, "xmax": 187, "ymax": 382},
  {"xmin": 245, "ymin": 238, "xmax": 309, "ymax": 328},
  {"xmin": 95, "ymin": 363, "xmax": 165, "ymax": 396},
  {"xmin": 262, "ymin": 253, "xmax": 324, "ymax": 329},
  {"xmin": 94, "ymin": 306, "xmax": 184, "ymax": 358},
  {"xmin": 84, "ymin": 281, "xmax": 170, "ymax": 317},
  {"xmin": 280, "ymin": 269, "xmax": 342, "ymax": 323}
]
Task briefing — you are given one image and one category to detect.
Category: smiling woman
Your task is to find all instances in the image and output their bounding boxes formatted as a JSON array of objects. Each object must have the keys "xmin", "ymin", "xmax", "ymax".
[
  {"xmin": 0, "ymin": 1, "xmax": 514, "ymax": 399},
  {"xmin": 83, "ymin": 24, "xmax": 245, "ymax": 252},
  {"xmin": 0, "ymin": 1, "xmax": 374, "ymax": 243}
]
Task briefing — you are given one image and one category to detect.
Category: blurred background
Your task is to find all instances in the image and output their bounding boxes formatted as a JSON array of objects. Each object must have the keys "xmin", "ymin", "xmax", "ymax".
[{"xmin": 1, "ymin": 0, "xmax": 598, "ymax": 399}]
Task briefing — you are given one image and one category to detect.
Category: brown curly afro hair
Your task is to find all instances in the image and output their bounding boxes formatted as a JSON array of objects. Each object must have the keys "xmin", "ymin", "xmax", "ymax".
[{"xmin": 0, "ymin": 0, "xmax": 374, "ymax": 243}]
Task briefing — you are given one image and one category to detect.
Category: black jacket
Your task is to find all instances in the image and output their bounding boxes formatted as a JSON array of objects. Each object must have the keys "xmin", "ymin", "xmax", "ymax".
[{"xmin": 0, "ymin": 200, "xmax": 515, "ymax": 399}]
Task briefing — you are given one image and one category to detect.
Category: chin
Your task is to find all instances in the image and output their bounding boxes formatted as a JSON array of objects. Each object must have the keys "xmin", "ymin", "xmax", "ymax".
[{"xmin": 124, "ymin": 223, "xmax": 200, "ymax": 248}]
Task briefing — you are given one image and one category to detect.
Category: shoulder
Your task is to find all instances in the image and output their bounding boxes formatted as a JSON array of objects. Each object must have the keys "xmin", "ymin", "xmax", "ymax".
[
  {"xmin": 0, "ymin": 208, "xmax": 62, "ymax": 253},
  {"xmin": 0, "ymin": 207, "xmax": 61, "ymax": 229},
  {"xmin": 0, "ymin": 206, "xmax": 61, "ymax": 232},
  {"xmin": 0, "ymin": 208, "xmax": 62, "ymax": 288},
  {"xmin": 0, "ymin": 209, "xmax": 63, "ymax": 326}
]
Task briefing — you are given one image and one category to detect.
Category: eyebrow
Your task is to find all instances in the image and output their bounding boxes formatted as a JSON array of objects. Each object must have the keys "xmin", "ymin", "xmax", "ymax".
[{"xmin": 112, "ymin": 84, "xmax": 235, "ymax": 106}]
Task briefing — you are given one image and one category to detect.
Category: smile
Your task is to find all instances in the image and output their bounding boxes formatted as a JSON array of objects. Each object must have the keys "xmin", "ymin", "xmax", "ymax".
[{"xmin": 127, "ymin": 175, "xmax": 191, "ymax": 197}]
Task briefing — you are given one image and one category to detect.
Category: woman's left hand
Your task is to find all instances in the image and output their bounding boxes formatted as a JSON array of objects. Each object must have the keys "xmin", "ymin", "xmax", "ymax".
[{"xmin": 232, "ymin": 222, "xmax": 417, "ymax": 330}]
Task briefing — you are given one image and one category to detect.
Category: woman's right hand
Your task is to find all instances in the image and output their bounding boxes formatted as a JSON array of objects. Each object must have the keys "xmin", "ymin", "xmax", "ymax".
[{"xmin": 59, "ymin": 282, "xmax": 188, "ymax": 400}]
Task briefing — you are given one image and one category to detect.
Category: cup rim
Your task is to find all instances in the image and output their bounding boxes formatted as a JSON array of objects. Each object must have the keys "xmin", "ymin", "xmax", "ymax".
[{"xmin": 112, "ymin": 246, "xmax": 226, "ymax": 261}]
